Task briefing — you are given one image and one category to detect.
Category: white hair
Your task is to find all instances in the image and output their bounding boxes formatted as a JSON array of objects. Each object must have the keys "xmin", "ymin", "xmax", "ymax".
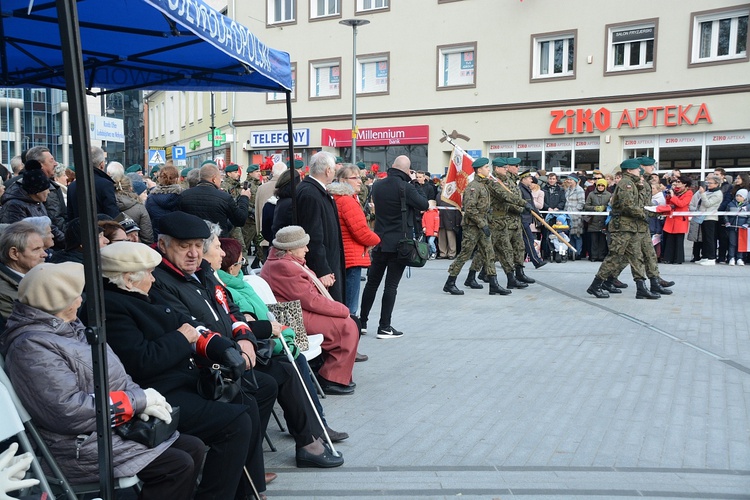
[
  {"xmin": 202, "ymin": 221, "xmax": 222, "ymax": 253},
  {"xmin": 107, "ymin": 161, "xmax": 125, "ymax": 181},
  {"xmin": 271, "ymin": 161, "xmax": 288, "ymax": 178},
  {"xmin": 103, "ymin": 270, "xmax": 150, "ymax": 295},
  {"xmin": 309, "ymin": 151, "xmax": 335, "ymax": 177}
]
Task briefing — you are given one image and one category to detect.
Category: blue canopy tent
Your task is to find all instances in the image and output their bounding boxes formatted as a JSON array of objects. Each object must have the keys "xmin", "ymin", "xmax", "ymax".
[{"xmin": 0, "ymin": 1, "xmax": 294, "ymax": 497}]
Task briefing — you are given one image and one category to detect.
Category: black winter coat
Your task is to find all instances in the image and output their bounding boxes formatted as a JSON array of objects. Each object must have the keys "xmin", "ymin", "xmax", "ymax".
[
  {"xmin": 543, "ymin": 184, "xmax": 566, "ymax": 211},
  {"xmin": 519, "ymin": 183, "xmax": 534, "ymax": 226},
  {"xmin": 371, "ymin": 168, "xmax": 429, "ymax": 252},
  {"xmin": 45, "ymin": 181, "xmax": 67, "ymax": 235},
  {"xmin": 0, "ymin": 183, "xmax": 66, "ymax": 246},
  {"xmin": 145, "ymin": 184, "xmax": 182, "ymax": 238},
  {"xmin": 437, "ymin": 196, "xmax": 462, "ymax": 231},
  {"xmin": 294, "ymin": 176, "xmax": 345, "ymax": 303},
  {"xmin": 67, "ymin": 167, "xmax": 120, "ymax": 219},
  {"xmin": 271, "ymin": 177, "xmax": 295, "ymax": 241},
  {"xmin": 178, "ymin": 181, "xmax": 249, "ymax": 237}
]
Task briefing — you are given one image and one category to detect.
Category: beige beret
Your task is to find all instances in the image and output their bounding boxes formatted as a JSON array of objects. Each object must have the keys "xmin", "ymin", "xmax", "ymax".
[
  {"xmin": 100, "ymin": 241, "xmax": 162, "ymax": 273},
  {"xmin": 18, "ymin": 262, "xmax": 85, "ymax": 314}
]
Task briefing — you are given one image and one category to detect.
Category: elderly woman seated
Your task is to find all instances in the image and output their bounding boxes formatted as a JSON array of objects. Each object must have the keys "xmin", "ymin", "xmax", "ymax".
[
  {"xmin": 1, "ymin": 262, "xmax": 204, "ymax": 499},
  {"xmin": 260, "ymin": 226, "xmax": 359, "ymax": 395}
]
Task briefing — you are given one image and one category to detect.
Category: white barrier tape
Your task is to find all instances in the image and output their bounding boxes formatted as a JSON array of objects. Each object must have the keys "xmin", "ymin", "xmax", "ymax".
[{"xmin": 435, "ymin": 207, "xmax": 748, "ymax": 216}]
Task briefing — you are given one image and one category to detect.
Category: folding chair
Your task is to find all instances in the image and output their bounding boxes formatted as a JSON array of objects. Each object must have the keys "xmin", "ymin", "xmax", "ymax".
[{"xmin": 0, "ymin": 354, "xmax": 140, "ymax": 500}]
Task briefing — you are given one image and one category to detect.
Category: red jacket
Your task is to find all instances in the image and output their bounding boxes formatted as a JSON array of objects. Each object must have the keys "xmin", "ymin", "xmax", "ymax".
[
  {"xmin": 329, "ymin": 183, "xmax": 380, "ymax": 269},
  {"xmin": 422, "ymin": 208, "xmax": 440, "ymax": 237},
  {"xmin": 663, "ymin": 188, "xmax": 693, "ymax": 234}
]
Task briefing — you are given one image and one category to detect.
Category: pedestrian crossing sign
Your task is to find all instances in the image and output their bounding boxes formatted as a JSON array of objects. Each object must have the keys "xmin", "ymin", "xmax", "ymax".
[{"xmin": 148, "ymin": 149, "xmax": 165, "ymax": 166}]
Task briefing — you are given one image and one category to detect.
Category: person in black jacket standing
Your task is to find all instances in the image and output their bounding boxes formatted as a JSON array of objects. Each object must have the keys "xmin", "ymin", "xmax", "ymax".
[
  {"xmin": 67, "ymin": 146, "xmax": 120, "ymax": 219},
  {"xmin": 359, "ymin": 156, "xmax": 428, "ymax": 339},
  {"xmin": 541, "ymin": 172, "xmax": 566, "ymax": 260},
  {"xmin": 294, "ymin": 151, "xmax": 346, "ymax": 303},
  {"xmin": 178, "ymin": 163, "xmax": 252, "ymax": 237}
]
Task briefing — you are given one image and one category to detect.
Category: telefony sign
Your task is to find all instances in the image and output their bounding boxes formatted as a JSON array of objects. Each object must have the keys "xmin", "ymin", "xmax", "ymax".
[{"xmin": 549, "ymin": 103, "xmax": 712, "ymax": 135}]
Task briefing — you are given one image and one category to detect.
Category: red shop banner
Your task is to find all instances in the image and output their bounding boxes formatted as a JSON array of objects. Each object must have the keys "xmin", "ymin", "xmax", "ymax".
[{"xmin": 322, "ymin": 125, "xmax": 430, "ymax": 147}]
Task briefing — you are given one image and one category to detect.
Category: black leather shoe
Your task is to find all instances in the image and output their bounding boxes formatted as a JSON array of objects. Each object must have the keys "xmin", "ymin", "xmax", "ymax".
[
  {"xmin": 355, "ymin": 352, "xmax": 368, "ymax": 362},
  {"xmin": 325, "ymin": 425, "xmax": 349, "ymax": 442},
  {"xmin": 296, "ymin": 446, "xmax": 345, "ymax": 468},
  {"xmin": 317, "ymin": 376, "xmax": 355, "ymax": 395}
]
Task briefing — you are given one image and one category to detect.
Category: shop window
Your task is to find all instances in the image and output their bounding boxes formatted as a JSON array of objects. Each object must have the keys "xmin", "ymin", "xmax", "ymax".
[
  {"xmin": 437, "ymin": 42, "xmax": 476, "ymax": 90},
  {"xmin": 357, "ymin": 53, "xmax": 389, "ymax": 96},
  {"xmin": 356, "ymin": 0, "xmax": 388, "ymax": 13},
  {"xmin": 606, "ymin": 20, "xmax": 657, "ymax": 74},
  {"xmin": 531, "ymin": 30, "xmax": 576, "ymax": 81},
  {"xmin": 690, "ymin": 5, "xmax": 748, "ymax": 66},
  {"xmin": 268, "ymin": 63, "xmax": 297, "ymax": 103},
  {"xmin": 309, "ymin": 59, "xmax": 341, "ymax": 100},
  {"xmin": 310, "ymin": 0, "xmax": 340, "ymax": 19},
  {"xmin": 268, "ymin": 0, "xmax": 296, "ymax": 26}
]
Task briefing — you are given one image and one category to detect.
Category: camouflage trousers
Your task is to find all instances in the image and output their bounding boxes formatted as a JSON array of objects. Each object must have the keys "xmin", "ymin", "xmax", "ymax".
[
  {"xmin": 595, "ymin": 231, "xmax": 646, "ymax": 281},
  {"xmin": 448, "ymin": 225, "xmax": 496, "ymax": 277},
  {"xmin": 508, "ymin": 218, "xmax": 525, "ymax": 266},
  {"xmin": 606, "ymin": 230, "xmax": 660, "ymax": 280},
  {"xmin": 471, "ymin": 218, "xmax": 514, "ymax": 274},
  {"xmin": 242, "ymin": 217, "xmax": 266, "ymax": 261}
]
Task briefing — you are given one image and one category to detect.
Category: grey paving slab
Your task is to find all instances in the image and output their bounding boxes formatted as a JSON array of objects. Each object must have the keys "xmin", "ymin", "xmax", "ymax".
[{"xmin": 262, "ymin": 258, "xmax": 750, "ymax": 499}]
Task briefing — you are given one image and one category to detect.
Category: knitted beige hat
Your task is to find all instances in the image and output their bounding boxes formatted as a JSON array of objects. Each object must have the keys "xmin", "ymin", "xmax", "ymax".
[
  {"xmin": 18, "ymin": 262, "xmax": 85, "ymax": 314},
  {"xmin": 100, "ymin": 241, "xmax": 162, "ymax": 273},
  {"xmin": 273, "ymin": 225, "xmax": 310, "ymax": 250}
]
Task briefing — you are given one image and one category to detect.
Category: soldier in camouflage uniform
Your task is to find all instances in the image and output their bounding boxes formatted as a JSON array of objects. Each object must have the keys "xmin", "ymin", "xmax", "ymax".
[
  {"xmin": 474, "ymin": 157, "xmax": 527, "ymax": 292},
  {"xmin": 241, "ymin": 164, "xmax": 265, "ymax": 266},
  {"xmin": 587, "ymin": 158, "xmax": 660, "ymax": 299},
  {"xmin": 443, "ymin": 158, "xmax": 506, "ymax": 296},
  {"xmin": 220, "ymin": 163, "xmax": 246, "ymax": 251},
  {"xmin": 601, "ymin": 157, "xmax": 675, "ymax": 296}
]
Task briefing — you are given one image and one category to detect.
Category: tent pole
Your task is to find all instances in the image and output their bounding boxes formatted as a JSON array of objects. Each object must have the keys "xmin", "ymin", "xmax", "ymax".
[
  {"xmin": 286, "ymin": 91, "xmax": 297, "ymax": 225},
  {"xmin": 55, "ymin": 1, "xmax": 114, "ymax": 499}
]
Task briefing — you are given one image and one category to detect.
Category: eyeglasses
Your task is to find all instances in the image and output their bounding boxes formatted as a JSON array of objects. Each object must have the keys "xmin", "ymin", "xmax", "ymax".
[
  {"xmin": 233, "ymin": 257, "xmax": 247, "ymax": 267},
  {"xmin": 347, "ymin": 176, "xmax": 361, "ymax": 180}
]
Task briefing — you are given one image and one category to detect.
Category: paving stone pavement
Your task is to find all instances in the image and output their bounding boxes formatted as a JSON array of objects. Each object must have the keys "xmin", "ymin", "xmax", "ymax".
[{"xmin": 262, "ymin": 257, "xmax": 750, "ymax": 499}]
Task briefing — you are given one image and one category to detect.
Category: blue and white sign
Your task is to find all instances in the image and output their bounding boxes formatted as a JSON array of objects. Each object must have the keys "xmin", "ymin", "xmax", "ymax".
[
  {"xmin": 172, "ymin": 145, "xmax": 186, "ymax": 160},
  {"xmin": 250, "ymin": 128, "xmax": 310, "ymax": 148},
  {"xmin": 466, "ymin": 149, "xmax": 482, "ymax": 159},
  {"xmin": 148, "ymin": 149, "xmax": 165, "ymax": 166},
  {"xmin": 89, "ymin": 114, "xmax": 124, "ymax": 143}
]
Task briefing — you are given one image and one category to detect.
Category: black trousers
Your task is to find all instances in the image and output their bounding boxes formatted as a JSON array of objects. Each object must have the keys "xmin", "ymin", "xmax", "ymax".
[
  {"xmin": 246, "ymin": 369, "xmax": 279, "ymax": 437},
  {"xmin": 256, "ymin": 357, "xmax": 324, "ymax": 448},
  {"xmin": 716, "ymin": 222, "xmax": 729, "ymax": 262},
  {"xmin": 137, "ymin": 434, "xmax": 205, "ymax": 500},
  {"xmin": 359, "ymin": 248, "xmax": 407, "ymax": 330},
  {"xmin": 521, "ymin": 223, "xmax": 543, "ymax": 266},
  {"xmin": 701, "ymin": 220, "xmax": 718, "ymax": 260},
  {"xmin": 589, "ymin": 231, "xmax": 609, "ymax": 261},
  {"xmin": 662, "ymin": 232, "xmax": 685, "ymax": 264}
]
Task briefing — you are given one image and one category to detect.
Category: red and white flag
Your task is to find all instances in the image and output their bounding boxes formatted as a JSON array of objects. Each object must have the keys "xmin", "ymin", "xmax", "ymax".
[
  {"xmin": 739, "ymin": 227, "xmax": 749, "ymax": 253},
  {"xmin": 441, "ymin": 146, "xmax": 474, "ymax": 209}
]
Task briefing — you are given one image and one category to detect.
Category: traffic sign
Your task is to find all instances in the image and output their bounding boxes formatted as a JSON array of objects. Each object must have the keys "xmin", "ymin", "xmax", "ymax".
[
  {"xmin": 172, "ymin": 145, "xmax": 186, "ymax": 160},
  {"xmin": 148, "ymin": 149, "xmax": 165, "ymax": 166}
]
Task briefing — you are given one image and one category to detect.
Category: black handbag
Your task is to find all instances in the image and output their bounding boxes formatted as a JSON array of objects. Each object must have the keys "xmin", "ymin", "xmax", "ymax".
[
  {"xmin": 395, "ymin": 183, "xmax": 429, "ymax": 267},
  {"xmin": 197, "ymin": 363, "xmax": 242, "ymax": 402},
  {"xmin": 114, "ymin": 406, "xmax": 180, "ymax": 448}
]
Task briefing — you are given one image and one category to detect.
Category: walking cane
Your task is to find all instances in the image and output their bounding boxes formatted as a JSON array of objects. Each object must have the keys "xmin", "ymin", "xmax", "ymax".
[
  {"xmin": 275, "ymin": 331, "xmax": 341, "ymax": 458},
  {"xmin": 243, "ymin": 466, "xmax": 262, "ymax": 500}
]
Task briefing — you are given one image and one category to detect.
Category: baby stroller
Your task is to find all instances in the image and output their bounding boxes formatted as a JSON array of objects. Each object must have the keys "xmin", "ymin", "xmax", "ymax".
[{"xmin": 546, "ymin": 213, "xmax": 571, "ymax": 262}]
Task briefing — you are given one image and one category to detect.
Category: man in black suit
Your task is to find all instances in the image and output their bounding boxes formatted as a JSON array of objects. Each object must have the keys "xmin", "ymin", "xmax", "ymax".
[{"xmin": 295, "ymin": 151, "xmax": 346, "ymax": 303}]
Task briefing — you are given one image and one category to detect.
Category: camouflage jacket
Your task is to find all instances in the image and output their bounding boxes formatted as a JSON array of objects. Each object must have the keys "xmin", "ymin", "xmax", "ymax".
[
  {"xmin": 488, "ymin": 173, "xmax": 526, "ymax": 218},
  {"xmin": 462, "ymin": 175, "xmax": 492, "ymax": 228},
  {"xmin": 221, "ymin": 177, "xmax": 242, "ymax": 200},
  {"xmin": 609, "ymin": 171, "xmax": 648, "ymax": 232}
]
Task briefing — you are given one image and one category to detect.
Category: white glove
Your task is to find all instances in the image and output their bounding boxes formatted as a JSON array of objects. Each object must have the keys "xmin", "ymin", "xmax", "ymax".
[
  {"xmin": 139, "ymin": 388, "xmax": 172, "ymax": 424},
  {"xmin": 0, "ymin": 443, "xmax": 40, "ymax": 499}
]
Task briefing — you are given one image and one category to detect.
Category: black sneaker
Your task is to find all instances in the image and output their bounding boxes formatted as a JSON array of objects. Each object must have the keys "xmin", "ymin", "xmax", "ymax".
[{"xmin": 376, "ymin": 326, "xmax": 404, "ymax": 339}]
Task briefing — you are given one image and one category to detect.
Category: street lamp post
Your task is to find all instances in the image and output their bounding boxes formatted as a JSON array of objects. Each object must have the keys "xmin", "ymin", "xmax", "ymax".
[{"xmin": 339, "ymin": 18, "xmax": 370, "ymax": 165}]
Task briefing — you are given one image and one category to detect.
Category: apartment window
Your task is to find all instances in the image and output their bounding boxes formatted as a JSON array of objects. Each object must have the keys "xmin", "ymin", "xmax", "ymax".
[
  {"xmin": 437, "ymin": 43, "xmax": 476, "ymax": 90},
  {"xmin": 268, "ymin": 0, "xmax": 296, "ymax": 25},
  {"xmin": 531, "ymin": 30, "xmax": 576, "ymax": 81},
  {"xmin": 33, "ymin": 115, "xmax": 45, "ymax": 135},
  {"xmin": 197, "ymin": 93, "xmax": 204, "ymax": 122},
  {"xmin": 268, "ymin": 63, "xmax": 297, "ymax": 103},
  {"xmin": 167, "ymin": 95, "xmax": 174, "ymax": 133},
  {"xmin": 606, "ymin": 20, "xmax": 657, "ymax": 74},
  {"xmin": 180, "ymin": 92, "xmax": 186, "ymax": 128},
  {"xmin": 356, "ymin": 0, "xmax": 388, "ymax": 13},
  {"xmin": 32, "ymin": 89, "xmax": 46, "ymax": 102},
  {"xmin": 188, "ymin": 92, "xmax": 194, "ymax": 124},
  {"xmin": 309, "ymin": 58, "xmax": 341, "ymax": 100},
  {"xmin": 357, "ymin": 54, "xmax": 389, "ymax": 95},
  {"xmin": 311, "ymin": 0, "xmax": 340, "ymax": 19},
  {"xmin": 220, "ymin": 92, "xmax": 228, "ymax": 112},
  {"xmin": 690, "ymin": 5, "xmax": 749, "ymax": 66}
]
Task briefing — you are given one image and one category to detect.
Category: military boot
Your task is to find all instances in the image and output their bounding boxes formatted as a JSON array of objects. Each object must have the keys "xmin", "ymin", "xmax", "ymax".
[
  {"xmin": 635, "ymin": 279, "xmax": 660, "ymax": 299},
  {"xmin": 658, "ymin": 277, "xmax": 675, "ymax": 288},
  {"xmin": 443, "ymin": 276, "xmax": 464, "ymax": 295},
  {"xmin": 611, "ymin": 278, "xmax": 628, "ymax": 288},
  {"xmin": 601, "ymin": 278, "xmax": 622, "ymax": 294},
  {"xmin": 477, "ymin": 268, "xmax": 491, "ymax": 283},
  {"xmin": 515, "ymin": 265, "xmax": 536, "ymax": 284},
  {"xmin": 650, "ymin": 277, "xmax": 673, "ymax": 295},
  {"xmin": 488, "ymin": 275, "xmax": 511, "ymax": 295},
  {"xmin": 586, "ymin": 277, "xmax": 610, "ymax": 299},
  {"xmin": 506, "ymin": 272, "xmax": 529, "ymax": 289},
  {"xmin": 463, "ymin": 271, "xmax": 483, "ymax": 289}
]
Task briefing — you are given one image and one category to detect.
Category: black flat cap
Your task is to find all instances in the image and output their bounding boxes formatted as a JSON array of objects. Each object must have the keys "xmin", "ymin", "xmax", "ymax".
[{"xmin": 159, "ymin": 211, "xmax": 210, "ymax": 240}]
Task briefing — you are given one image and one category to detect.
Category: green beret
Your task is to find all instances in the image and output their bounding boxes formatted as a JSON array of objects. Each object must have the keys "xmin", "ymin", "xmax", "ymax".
[
  {"xmin": 356, "ymin": 161, "xmax": 366, "ymax": 169},
  {"xmin": 638, "ymin": 156, "xmax": 656, "ymax": 166},
  {"xmin": 492, "ymin": 157, "xmax": 507, "ymax": 167},
  {"xmin": 247, "ymin": 164, "xmax": 260, "ymax": 173},
  {"xmin": 620, "ymin": 158, "xmax": 642, "ymax": 170},
  {"xmin": 126, "ymin": 164, "xmax": 142, "ymax": 173},
  {"xmin": 505, "ymin": 158, "xmax": 522, "ymax": 166},
  {"xmin": 472, "ymin": 157, "xmax": 489, "ymax": 169},
  {"xmin": 288, "ymin": 159, "xmax": 305, "ymax": 169},
  {"xmin": 335, "ymin": 157, "xmax": 344, "ymax": 163},
  {"xmin": 225, "ymin": 163, "xmax": 239, "ymax": 173},
  {"xmin": 180, "ymin": 167, "xmax": 192, "ymax": 177},
  {"xmin": 200, "ymin": 160, "xmax": 216, "ymax": 167},
  {"xmin": 150, "ymin": 165, "xmax": 160, "ymax": 173}
]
